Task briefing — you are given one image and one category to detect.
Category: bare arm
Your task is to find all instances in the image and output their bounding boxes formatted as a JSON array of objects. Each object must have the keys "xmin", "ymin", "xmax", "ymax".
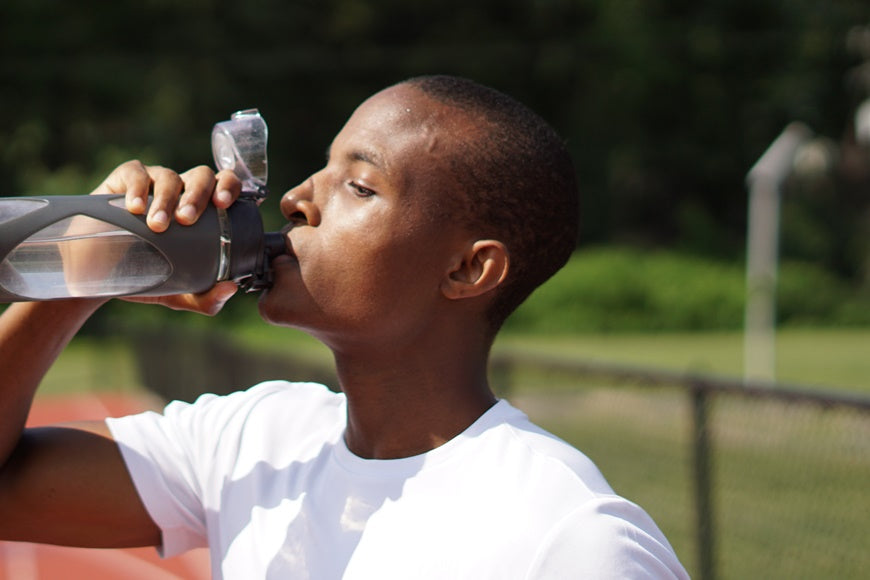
[
  {"xmin": 0, "ymin": 299, "xmax": 155, "ymax": 547},
  {"xmin": 0, "ymin": 422, "xmax": 161, "ymax": 547},
  {"xmin": 0, "ymin": 161, "xmax": 241, "ymax": 547}
]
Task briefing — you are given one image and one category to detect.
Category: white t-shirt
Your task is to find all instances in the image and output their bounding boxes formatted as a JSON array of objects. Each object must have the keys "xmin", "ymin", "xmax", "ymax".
[{"xmin": 107, "ymin": 381, "xmax": 688, "ymax": 579}]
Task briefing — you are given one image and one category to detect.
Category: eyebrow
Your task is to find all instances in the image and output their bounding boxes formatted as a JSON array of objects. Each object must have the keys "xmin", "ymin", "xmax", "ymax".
[
  {"xmin": 349, "ymin": 149, "xmax": 385, "ymax": 170},
  {"xmin": 325, "ymin": 145, "xmax": 387, "ymax": 171}
]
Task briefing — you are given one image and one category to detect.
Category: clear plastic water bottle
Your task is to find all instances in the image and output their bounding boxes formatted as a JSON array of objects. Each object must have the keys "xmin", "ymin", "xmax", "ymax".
[{"xmin": 0, "ymin": 109, "xmax": 284, "ymax": 302}]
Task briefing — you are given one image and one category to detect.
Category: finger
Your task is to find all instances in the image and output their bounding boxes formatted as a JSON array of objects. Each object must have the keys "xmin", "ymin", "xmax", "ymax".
[
  {"xmin": 213, "ymin": 169, "xmax": 242, "ymax": 209},
  {"xmin": 122, "ymin": 281, "xmax": 238, "ymax": 316},
  {"xmin": 186, "ymin": 281, "xmax": 239, "ymax": 316},
  {"xmin": 91, "ymin": 160, "xmax": 151, "ymax": 214},
  {"xmin": 145, "ymin": 166, "xmax": 183, "ymax": 232},
  {"xmin": 175, "ymin": 166, "xmax": 217, "ymax": 226}
]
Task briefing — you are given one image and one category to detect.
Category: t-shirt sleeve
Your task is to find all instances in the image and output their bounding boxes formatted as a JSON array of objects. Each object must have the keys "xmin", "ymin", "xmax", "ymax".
[
  {"xmin": 525, "ymin": 496, "xmax": 690, "ymax": 579},
  {"xmin": 105, "ymin": 381, "xmax": 297, "ymax": 558},
  {"xmin": 106, "ymin": 396, "xmax": 216, "ymax": 556}
]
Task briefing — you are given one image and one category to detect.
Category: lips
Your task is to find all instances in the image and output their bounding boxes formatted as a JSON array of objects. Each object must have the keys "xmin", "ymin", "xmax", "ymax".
[{"xmin": 275, "ymin": 229, "xmax": 297, "ymax": 263}]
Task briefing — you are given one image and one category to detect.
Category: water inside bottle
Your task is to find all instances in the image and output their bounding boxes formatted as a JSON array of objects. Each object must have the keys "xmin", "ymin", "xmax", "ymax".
[{"xmin": 0, "ymin": 215, "xmax": 172, "ymax": 299}]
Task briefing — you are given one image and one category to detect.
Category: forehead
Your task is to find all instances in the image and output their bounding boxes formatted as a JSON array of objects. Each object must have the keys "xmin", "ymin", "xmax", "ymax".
[
  {"xmin": 343, "ymin": 84, "xmax": 441, "ymax": 140},
  {"xmin": 333, "ymin": 85, "xmax": 468, "ymax": 175}
]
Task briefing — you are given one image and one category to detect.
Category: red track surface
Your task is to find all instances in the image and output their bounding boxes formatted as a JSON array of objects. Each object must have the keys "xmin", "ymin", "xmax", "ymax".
[{"xmin": 0, "ymin": 392, "xmax": 211, "ymax": 580}]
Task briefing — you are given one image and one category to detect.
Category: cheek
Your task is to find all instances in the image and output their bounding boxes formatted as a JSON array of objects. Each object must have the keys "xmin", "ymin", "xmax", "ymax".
[
  {"xmin": 267, "ymin": 194, "xmax": 450, "ymax": 329},
  {"xmin": 320, "ymin": 233, "xmax": 437, "ymax": 319}
]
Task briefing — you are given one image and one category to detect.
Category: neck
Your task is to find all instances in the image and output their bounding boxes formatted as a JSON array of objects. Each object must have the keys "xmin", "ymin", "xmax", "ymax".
[{"xmin": 331, "ymin": 333, "xmax": 497, "ymax": 460}]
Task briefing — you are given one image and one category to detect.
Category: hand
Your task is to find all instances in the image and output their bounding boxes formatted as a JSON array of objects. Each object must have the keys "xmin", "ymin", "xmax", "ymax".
[
  {"xmin": 91, "ymin": 160, "xmax": 241, "ymax": 232},
  {"xmin": 90, "ymin": 160, "xmax": 243, "ymax": 314},
  {"xmin": 122, "ymin": 280, "xmax": 239, "ymax": 316}
]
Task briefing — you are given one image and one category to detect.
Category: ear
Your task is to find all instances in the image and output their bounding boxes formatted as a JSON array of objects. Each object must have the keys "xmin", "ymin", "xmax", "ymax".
[{"xmin": 441, "ymin": 240, "xmax": 509, "ymax": 300}]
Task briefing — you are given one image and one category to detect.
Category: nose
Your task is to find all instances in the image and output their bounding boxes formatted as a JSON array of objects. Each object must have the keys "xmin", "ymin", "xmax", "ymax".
[{"xmin": 280, "ymin": 178, "xmax": 321, "ymax": 227}]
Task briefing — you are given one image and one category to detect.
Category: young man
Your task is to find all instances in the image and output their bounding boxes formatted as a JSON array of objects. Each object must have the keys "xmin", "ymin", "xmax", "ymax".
[{"xmin": 0, "ymin": 76, "xmax": 688, "ymax": 578}]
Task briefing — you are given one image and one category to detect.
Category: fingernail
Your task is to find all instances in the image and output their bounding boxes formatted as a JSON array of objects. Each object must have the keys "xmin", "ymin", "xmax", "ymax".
[
  {"xmin": 150, "ymin": 209, "xmax": 169, "ymax": 228},
  {"xmin": 177, "ymin": 204, "xmax": 197, "ymax": 222},
  {"xmin": 216, "ymin": 189, "xmax": 233, "ymax": 205},
  {"xmin": 128, "ymin": 197, "xmax": 146, "ymax": 214}
]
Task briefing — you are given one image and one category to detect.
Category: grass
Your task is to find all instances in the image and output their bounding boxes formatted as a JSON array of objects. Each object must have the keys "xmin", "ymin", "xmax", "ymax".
[
  {"xmin": 494, "ymin": 327, "xmax": 870, "ymax": 393},
  {"xmin": 215, "ymin": 322, "xmax": 870, "ymax": 392},
  {"xmin": 710, "ymin": 399, "xmax": 869, "ymax": 579},
  {"xmin": 521, "ymin": 389, "xmax": 870, "ymax": 579}
]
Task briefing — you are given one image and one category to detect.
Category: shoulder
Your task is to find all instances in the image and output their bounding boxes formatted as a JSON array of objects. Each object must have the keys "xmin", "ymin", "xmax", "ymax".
[
  {"xmin": 476, "ymin": 402, "xmax": 689, "ymax": 578},
  {"xmin": 182, "ymin": 380, "xmax": 341, "ymax": 410},
  {"xmin": 477, "ymin": 400, "xmax": 614, "ymax": 497},
  {"xmin": 527, "ymin": 498, "xmax": 690, "ymax": 579},
  {"xmin": 161, "ymin": 381, "xmax": 343, "ymax": 427},
  {"xmin": 108, "ymin": 381, "xmax": 345, "ymax": 462}
]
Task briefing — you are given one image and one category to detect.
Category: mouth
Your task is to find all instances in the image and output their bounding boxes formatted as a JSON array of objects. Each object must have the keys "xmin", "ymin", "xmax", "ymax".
[
  {"xmin": 261, "ymin": 231, "xmax": 296, "ymax": 268},
  {"xmin": 272, "ymin": 228, "xmax": 297, "ymax": 264}
]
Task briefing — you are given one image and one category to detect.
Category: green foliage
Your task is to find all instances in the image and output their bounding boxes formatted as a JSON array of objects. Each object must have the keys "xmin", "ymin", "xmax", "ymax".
[
  {"xmin": 505, "ymin": 248, "xmax": 744, "ymax": 332},
  {"xmin": 779, "ymin": 261, "xmax": 870, "ymax": 326},
  {"xmin": 504, "ymin": 247, "xmax": 870, "ymax": 333}
]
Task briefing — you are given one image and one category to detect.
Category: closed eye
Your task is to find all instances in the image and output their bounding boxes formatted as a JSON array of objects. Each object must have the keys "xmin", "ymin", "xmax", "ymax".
[{"xmin": 349, "ymin": 181, "xmax": 376, "ymax": 198}]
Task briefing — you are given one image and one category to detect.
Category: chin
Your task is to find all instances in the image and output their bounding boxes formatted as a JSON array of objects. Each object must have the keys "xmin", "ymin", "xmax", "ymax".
[
  {"xmin": 256, "ymin": 290, "xmax": 283, "ymax": 325},
  {"xmin": 257, "ymin": 288, "xmax": 301, "ymax": 329}
]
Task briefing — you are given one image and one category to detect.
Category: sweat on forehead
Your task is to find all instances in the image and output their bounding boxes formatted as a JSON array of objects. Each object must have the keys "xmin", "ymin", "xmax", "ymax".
[{"xmin": 361, "ymin": 84, "xmax": 479, "ymax": 137}]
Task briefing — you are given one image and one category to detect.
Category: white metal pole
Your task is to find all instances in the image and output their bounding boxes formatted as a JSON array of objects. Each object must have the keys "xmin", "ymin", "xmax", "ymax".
[{"xmin": 744, "ymin": 122, "xmax": 811, "ymax": 383}]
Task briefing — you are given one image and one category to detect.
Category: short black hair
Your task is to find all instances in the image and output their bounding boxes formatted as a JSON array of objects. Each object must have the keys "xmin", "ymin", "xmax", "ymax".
[{"xmin": 403, "ymin": 75, "xmax": 580, "ymax": 332}]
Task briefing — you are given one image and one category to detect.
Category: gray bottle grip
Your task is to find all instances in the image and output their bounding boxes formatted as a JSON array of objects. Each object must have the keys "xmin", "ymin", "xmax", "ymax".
[{"xmin": 0, "ymin": 195, "xmax": 221, "ymax": 301}]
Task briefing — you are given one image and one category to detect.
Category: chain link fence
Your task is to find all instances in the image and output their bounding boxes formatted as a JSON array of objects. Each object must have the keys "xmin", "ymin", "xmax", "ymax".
[{"xmin": 492, "ymin": 351, "xmax": 870, "ymax": 580}]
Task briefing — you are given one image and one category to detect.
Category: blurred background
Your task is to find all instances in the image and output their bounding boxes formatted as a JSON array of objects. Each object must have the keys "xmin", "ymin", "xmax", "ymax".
[
  {"xmin": 2, "ymin": 1, "xmax": 870, "ymax": 579},
  {"xmin": 4, "ymin": 0, "xmax": 870, "ymax": 332}
]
